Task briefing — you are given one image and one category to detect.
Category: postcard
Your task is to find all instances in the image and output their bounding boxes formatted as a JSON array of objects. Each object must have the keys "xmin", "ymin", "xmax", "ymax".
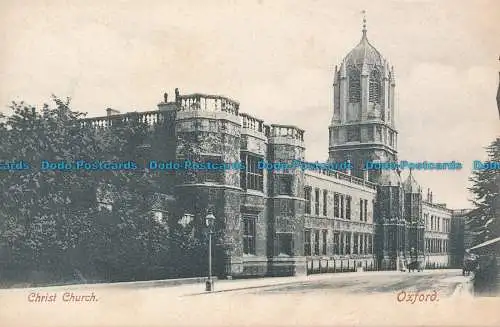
[{"xmin": 0, "ymin": 0, "xmax": 499, "ymax": 326}]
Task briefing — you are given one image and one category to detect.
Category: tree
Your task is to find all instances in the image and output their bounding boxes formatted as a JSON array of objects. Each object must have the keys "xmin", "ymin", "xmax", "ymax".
[
  {"xmin": 467, "ymin": 138, "xmax": 500, "ymax": 245},
  {"xmin": 1, "ymin": 98, "xmax": 208, "ymax": 284},
  {"xmin": 0, "ymin": 97, "xmax": 103, "ymax": 282}
]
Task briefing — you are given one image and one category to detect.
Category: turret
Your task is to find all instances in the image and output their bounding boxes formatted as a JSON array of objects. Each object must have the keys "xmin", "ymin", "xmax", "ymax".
[
  {"xmin": 266, "ymin": 124, "xmax": 306, "ymax": 275},
  {"xmin": 173, "ymin": 91, "xmax": 243, "ymax": 277}
]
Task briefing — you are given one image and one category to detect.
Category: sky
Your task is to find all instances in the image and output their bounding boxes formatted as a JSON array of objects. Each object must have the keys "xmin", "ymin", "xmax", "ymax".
[{"xmin": 1, "ymin": 0, "xmax": 499, "ymax": 209}]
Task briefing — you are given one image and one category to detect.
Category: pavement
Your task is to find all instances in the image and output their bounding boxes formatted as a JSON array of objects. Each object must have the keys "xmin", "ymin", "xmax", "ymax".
[{"xmin": 1, "ymin": 269, "xmax": 497, "ymax": 327}]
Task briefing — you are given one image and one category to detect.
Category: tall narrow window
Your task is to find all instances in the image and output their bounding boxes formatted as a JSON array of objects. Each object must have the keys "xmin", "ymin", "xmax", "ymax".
[
  {"xmin": 240, "ymin": 154, "xmax": 246, "ymax": 189},
  {"xmin": 364, "ymin": 234, "xmax": 368, "ymax": 254},
  {"xmin": 369, "ymin": 69, "xmax": 381, "ymax": 104},
  {"xmin": 340, "ymin": 195, "xmax": 345, "ymax": 218},
  {"xmin": 334, "ymin": 193, "xmax": 340, "ymax": 218},
  {"xmin": 345, "ymin": 232, "xmax": 351, "ymax": 255},
  {"xmin": 333, "ymin": 232, "xmax": 340, "ymax": 255},
  {"xmin": 322, "ymin": 230, "xmax": 327, "ymax": 255},
  {"xmin": 243, "ymin": 216, "xmax": 256, "ymax": 255},
  {"xmin": 323, "ymin": 190, "xmax": 328, "ymax": 216},
  {"xmin": 314, "ymin": 230, "xmax": 320, "ymax": 255},
  {"xmin": 346, "ymin": 196, "xmax": 351, "ymax": 219},
  {"xmin": 353, "ymin": 233, "xmax": 358, "ymax": 254},
  {"xmin": 304, "ymin": 230, "xmax": 311, "ymax": 256},
  {"xmin": 240, "ymin": 153, "xmax": 263, "ymax": 191},
  {"xmin": 340, "ymin": 233, "xmax": 345, "ymax": 255},
  {"xmin": 314, "ymin": 188, "xmax": 320, "ymax": 215},
  {"xmin": 364, "ymin": 199, "xmax": 368, "ymax": 222},
  {"xmin": 359, "ymin": 199, "xmax": 364, "ymax": 221},
  {"xmin": 348, "ymin": 68, "xmax": 361, "ymax": 103},
  {"xmin": 359, "ymin": 234, "xmax": 364, "ymax": 254},
  {"xmin": 304, "ymin": 187, "xmax": 312, "ymax": 214}
]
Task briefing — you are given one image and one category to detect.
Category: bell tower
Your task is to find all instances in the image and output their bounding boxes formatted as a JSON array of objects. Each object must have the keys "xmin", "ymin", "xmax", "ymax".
[{"xmin": 328, "ymin": 13, "xmax": 398, "ymax": 183}]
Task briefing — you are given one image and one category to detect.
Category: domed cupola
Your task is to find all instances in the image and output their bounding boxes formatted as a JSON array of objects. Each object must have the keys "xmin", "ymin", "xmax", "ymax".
[{"xmin": 344, "ymin": 24, "xmax": 385, "ymax": 68}]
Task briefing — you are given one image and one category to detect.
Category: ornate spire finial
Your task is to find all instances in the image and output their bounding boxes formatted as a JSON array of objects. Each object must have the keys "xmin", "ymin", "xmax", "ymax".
[{"xmin": 361, "ymin": 10, "xmax": 367, "ymax": 36}]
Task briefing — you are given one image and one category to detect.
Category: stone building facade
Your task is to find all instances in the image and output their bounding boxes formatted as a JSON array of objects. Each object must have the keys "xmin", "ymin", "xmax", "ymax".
[{"xmin": 85, "ymin": 22, "xmax": 464, "ymax": 277}]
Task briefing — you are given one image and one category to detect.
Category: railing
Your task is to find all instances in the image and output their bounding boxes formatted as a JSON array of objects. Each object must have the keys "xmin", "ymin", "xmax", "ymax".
[
  {"xmin": 307, "ymin": 169, "xmax": 377, "ymax": 190},
  {"xmin": 81, "ymin": 111, "xmax": 167, "ymax": 128},
  {"xmin": 270, "ymin": 124, "xmax": 304, "ymax": 141},
  {"xmin": 177, "ymin": 93, "xmax": 239, "ymax": 115},
  {"xmin": 306, "ymin": 257, "xmax": 379, "ymax": 275},
  {"xmin": 240, "ymin": 113, "xmax": 265, "ymax": 133},
  {"xmin": 423, "ymin": 200, "xmax": 454, "ymax": 213}
]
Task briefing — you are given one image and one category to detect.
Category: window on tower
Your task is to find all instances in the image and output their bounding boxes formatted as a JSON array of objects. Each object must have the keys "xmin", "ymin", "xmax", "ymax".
[
  {"xmin": 347, "ymin": 126, "xmax": 360, "ymax": 142},
  {"xmin": 304, "ymin": 186, "xmax": 312, "ymax": 214},
  {"xmin": 348, "ymin": 68, "xmax": 361, "ymax": 103},
  {"xmin": 243, "ymin": 215, "xmax": 256, "ymax": 255},
  {"xmin": 240, "ymin": 153, "xmax": 264, "ymax": 191},
  {"xmin": 369, "ymin": 70, "xmax": 381, "ymax": 104}
]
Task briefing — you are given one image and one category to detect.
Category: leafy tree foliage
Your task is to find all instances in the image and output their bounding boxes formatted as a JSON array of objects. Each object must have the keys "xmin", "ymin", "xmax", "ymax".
[
  {"xmin": 0, "ymin": 97, "xmax": 202, "ymax": 285},
  {"xmin": 0, "ymin": 98, "xmax": 102, "ymax": 282},
  {"xmin": 467, "ymin": 138, "xmax": 500, "ymax": 245}
]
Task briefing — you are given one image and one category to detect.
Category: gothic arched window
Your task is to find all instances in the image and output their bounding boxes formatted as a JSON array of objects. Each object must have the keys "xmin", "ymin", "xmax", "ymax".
[
  {"xmin": 348, "ymin": 68, "xmax": 361, "ymax": 103},
  {"xmin": 369, "ymin": 70, "xmax": 381, "ymax": 104}
]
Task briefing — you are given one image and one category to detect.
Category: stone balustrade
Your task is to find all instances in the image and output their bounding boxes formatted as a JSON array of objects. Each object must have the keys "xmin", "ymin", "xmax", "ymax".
[
  {"xmin": 177, "ymin": 93, "xmax": 239, "ymax": 116},
  {"xmin": 81, "ymin": 110, "xmax": 166, "ymax": 128},
  {"xmin": 240, "ymin": 113, "xmax": 265, "ymax": 133},
  {"xmin": 270, "ymin": 124, "xmax": 304, "ymax": 141},
  {"xmin": 307, "ymin": 168, "xmax": 377, "ymax": 190}
]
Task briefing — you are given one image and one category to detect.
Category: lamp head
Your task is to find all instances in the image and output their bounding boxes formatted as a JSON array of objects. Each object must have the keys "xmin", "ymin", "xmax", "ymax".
[{"xmin": 205, "ymin": 213, "xmax": 216, "ymax": 227}]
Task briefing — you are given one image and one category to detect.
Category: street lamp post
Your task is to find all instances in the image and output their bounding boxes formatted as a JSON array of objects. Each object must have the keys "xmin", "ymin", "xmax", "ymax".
[{"xmin": 205, "ymin": 213, "xmax": 215, "ymax": 292}]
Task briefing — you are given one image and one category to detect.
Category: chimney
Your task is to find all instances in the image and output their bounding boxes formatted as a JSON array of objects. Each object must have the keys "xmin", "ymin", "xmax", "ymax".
[
  {"xmin": 430, "ymin": 192, "xmax": 433, "ymax": 203},
  {"xmin": 106, "ymin": 108, "xmax": 120, "ymax": 116},
  {"xmin": 175, "ymin": 88, "xmax": 180, "ymax": 103},
  {"xmin": 427, "ymin": 188, "xmax": 430, "ymax": 202}
]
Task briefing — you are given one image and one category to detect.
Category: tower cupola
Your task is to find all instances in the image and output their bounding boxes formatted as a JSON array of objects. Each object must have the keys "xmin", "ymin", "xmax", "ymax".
[{"xmin": 329, "ymin": 13, "xmax": 398, "ymax": 182}]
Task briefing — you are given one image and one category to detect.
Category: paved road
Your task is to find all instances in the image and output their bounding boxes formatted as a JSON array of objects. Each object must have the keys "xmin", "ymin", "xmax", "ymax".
[
  {"xmin": 1, "ymin": 269, "xmax": 498, "ymax": 327},
  {"xmin": 223, "ymin": 269, "xmax": 466, "ymax": 297}
]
